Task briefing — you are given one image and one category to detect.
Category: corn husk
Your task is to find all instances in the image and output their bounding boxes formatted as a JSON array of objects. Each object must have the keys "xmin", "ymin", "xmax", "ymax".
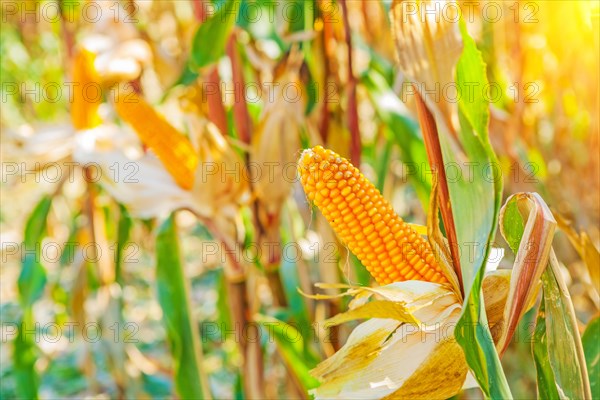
[
  {"xmin": 2, "ymin": 124, "xmax": 74, "ymax": 166},
  {"xmin": 191, "ymin": 121, "xmax": 250, "ymax": 220},
  {"xmin": 251, "ymin": 49, "xmax": 305, "ymax": 220},
  {"xmin": 73, "ymin": 124, "xmax": 195, "ymax": 218},
  {"xmin": 308, "ymin": 260, "xmax": 511, "ymax": 399},
  {"xmin": 93, "ymin": 37, "xmax": 152, "ymax": 85},
  {"xmin": 250, "ymin": 49, "xmax": 305, "ymax": 270},
  {"xmin": 310, "ymin": 281, "xmax": 465, "ymax": 399},
  {"xmin": 389, "ymin": 0, "xmax": 463, "ymax": 134}
]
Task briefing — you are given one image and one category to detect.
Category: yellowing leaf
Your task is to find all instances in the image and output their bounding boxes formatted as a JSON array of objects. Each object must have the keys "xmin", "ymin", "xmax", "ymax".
[
  {"xmin": 311, "ymin": 318, "xmax": 401, "ymax": 397},
  {"xmin": 324, "ymin": 300, "xmax": 419, "ymax": 327},
  {"xmin": 555, "ymin": 212, "xmax": 600, "ymax": 295}
]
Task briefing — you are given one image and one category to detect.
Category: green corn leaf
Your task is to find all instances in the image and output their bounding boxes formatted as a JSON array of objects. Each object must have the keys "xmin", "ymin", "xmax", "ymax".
[
  {"xmin": 445, "ymin": 21, "xmax": 509, "ymax": 399},
  {"xmin": 18, "ymin": 195, "xmax": 52, "ymax": 308},
  {"xmin": 532, "ymin": 294, "xmax": 561, "ymax": 399},
  {"xmin": 191, "ymin": 0, "xmax": 239, "ymax": 69},
  {"xmin": 538, "ymin": 261, "xmax": 590, "ymax": 399},
  {"xmin": 582, "ymin": 316, "xmax": 600, "ymax": 398},
  {"xmin": 456, "ymin": 24, "xmax": 489, "ymax": 140},
  {"xmin": 156, "ymin": 214, "xmax": 210, "ymax": 399},
  {"xmin": 500, "ymin": 193, "xmax": 591, "ymax": 399},
  {"xmin": 14, "ymin": 195, "xmax": 53, "ymax": 399},
  {"xmin": 14, "ymin": 309, "xmax": 39, "ymax": 400},
  {"xmin": 255, "ymin": 314, "xmax": 320, "ymax": 393},
  {"xmin": 115, "ymin": 204, "xmax": 132, "ymax": 286}
]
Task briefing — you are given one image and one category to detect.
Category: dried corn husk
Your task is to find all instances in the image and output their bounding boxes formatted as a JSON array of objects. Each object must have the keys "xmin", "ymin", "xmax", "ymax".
[
  {"xmin": 251, "ymin": 49, "xmax": 305, "ymax": 220},
  {"xmin": 251, "ymin": 49, "xmax": 305, "ymax": 270},
  {"xmin": 191, "ymin": 121, "xmax": 250, "ymax": 220},
  {"xmin": 389, "ymin": 0, "xmax": 463, "ymax": 133},
  {"xmin": 308, "ymin": 266, "xmax": 512, "ymax": 399},
  {"xmin": 73, "ymin": 124, "xmax": 195, "ymax": 218}
]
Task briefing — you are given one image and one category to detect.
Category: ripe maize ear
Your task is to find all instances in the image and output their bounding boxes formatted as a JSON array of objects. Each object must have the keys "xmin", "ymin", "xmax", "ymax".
[
  {"xmin": 114, "ymin": 91, "xmax": 198, "ymax": 190},
  {"xmin": 71, "ymin": 49, "xmax": 102, "ymax": 130},
  {"xmin": 298, "ymin": 146, "xmax": 447, "ymax": 285}
]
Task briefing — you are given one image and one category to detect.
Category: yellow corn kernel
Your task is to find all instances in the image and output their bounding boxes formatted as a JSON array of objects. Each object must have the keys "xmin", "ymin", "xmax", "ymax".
[
  {"xmin": 71, "ymin": 49, "xmax": 102, "ymax": 130},
  {"xmin": 298, "ymin": 146, "xmax": 447, "ymax": 285},
  {"xmin": 114, "ymin": 91, "xmax": 198, "ymax": 190}
]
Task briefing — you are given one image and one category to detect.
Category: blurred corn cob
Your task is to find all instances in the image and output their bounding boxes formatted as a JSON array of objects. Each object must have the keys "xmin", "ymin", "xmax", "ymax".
[
  {"xmin": 71, "ymin": 49, "xmax": 102, "ymax": 130},
  {"xmin": 114, "ymin": 89, "xmax": 198, "ymax": 190},
  {"xmin": 299, "ymin": 146, "xmax": 447, "ymax": 285}
]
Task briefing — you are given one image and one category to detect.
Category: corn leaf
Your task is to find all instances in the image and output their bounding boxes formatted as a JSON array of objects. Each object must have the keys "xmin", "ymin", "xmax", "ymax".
[
  {"xmin": 14, "ymin": 309, "xmax": 39, "ymax": 400},
  {"xmin": 456, "ymin": 24, "xmax": 489, "ymax": 140},
  {"xmin": 497, "ymin": 193, "xmax": 556, "ymax": 354},
  {"xmin": 532, "ymin": 294, "xmax": 561, "ymax": 399},
  {"xmin": 14, "ymin": 195, "xmax": 53, "ymax": 400},
  {"xmin": 448, "ymin": 21, "xmax": 510, "ymax": 399},
  {"xmin": 538, "ymin": 258, "xmax": 590, "ymax": 399},
  {"xmin": 582, "ymin": 316, "xmax": 600, "ymax": 398},
  {"xmin": 191, "ymin": 0, "xmax": 239, "ymax": 69},
  {"xmin": 500, "ymin": 194, "xmax": 591, "ymax": 398},
  {"xmin": 255, "ymin": 314, "xmax": 320, "ymax": 392},
  {"xmin": 309, "ymin": 318, "xmax": 402, "ymax": 399},
  {"xmin": 115, "ymin": 204, "xmax": 132, "ymax": 286},
  {"xmin": 280, "ymin": 249, "xmax": 312, "ymax": 337},
  {"xmin": 280, "ymin": 206, "xmax": 314, "ymax": 335},
  {"xmin": 18, "ymin": 195, "xmax": 52, "ymax": 307},
  {"xmin": 156, "ymin": 214, "xmax": 209, "ymax": 399},
  {"xmin": 555, "ymin": 213, "xmax": 600, "ymax": 296},
  {"xmin": 309, "ymin": 281, "xmax": 464, "ymax": 400}
]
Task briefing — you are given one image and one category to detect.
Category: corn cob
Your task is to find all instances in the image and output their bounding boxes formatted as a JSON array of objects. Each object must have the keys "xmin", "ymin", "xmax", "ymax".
[
  {"xmin": 114, "ymin": 91, "xmax": 199, "ymax": 190},
  {"xmin": 298, "ymin": 146, "xmax": 447, "ymax": 285},
  {"xmin": 71, "ymin": 49, "xmax": 102, "ymax": 130}
]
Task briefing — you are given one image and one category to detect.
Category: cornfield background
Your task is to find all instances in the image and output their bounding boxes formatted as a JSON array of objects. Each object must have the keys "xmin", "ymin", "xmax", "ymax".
[{"xmin": 1, "ymin": 1, "xmax": 598, "ymax": 399}]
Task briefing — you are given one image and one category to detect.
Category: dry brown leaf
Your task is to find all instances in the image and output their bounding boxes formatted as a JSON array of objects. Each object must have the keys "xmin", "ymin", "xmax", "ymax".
[{"xmin": 555, "ymin": 212, "xmax": 600, "ymax": 296}]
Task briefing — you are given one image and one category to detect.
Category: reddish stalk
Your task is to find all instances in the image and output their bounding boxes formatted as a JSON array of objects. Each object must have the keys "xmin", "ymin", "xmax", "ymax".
[
  {"xmin": 191, "ymin": 0, "xmax": 208, "ymax": 21},
  {"xmin": 206, "ymin": 68, "xmax": 228, "ymax": 136},
  {"xmin": 414, "ymin": 90, "xmax": 464, "ymax": 295},
  {"xmin": 226, "ymin": 34, "xmax": 251, "ymax": 145},
  {"xmin": 191, "ymin": 0, "xmax": 227, "ymax": 137},
  {"xmin": 227, "ymin": 32, "xmax": 287, "ymax": 307},
  {"xmin": 188, "ymin": 4, "xmax": 256, "ymax": 395},
  {"xmin": 318, "ymin": 0, "xmax": 334, "ymax": 144},
  {"xmin": 340, "ymin": 0, "xmax": 361, "ymax": 166}
]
